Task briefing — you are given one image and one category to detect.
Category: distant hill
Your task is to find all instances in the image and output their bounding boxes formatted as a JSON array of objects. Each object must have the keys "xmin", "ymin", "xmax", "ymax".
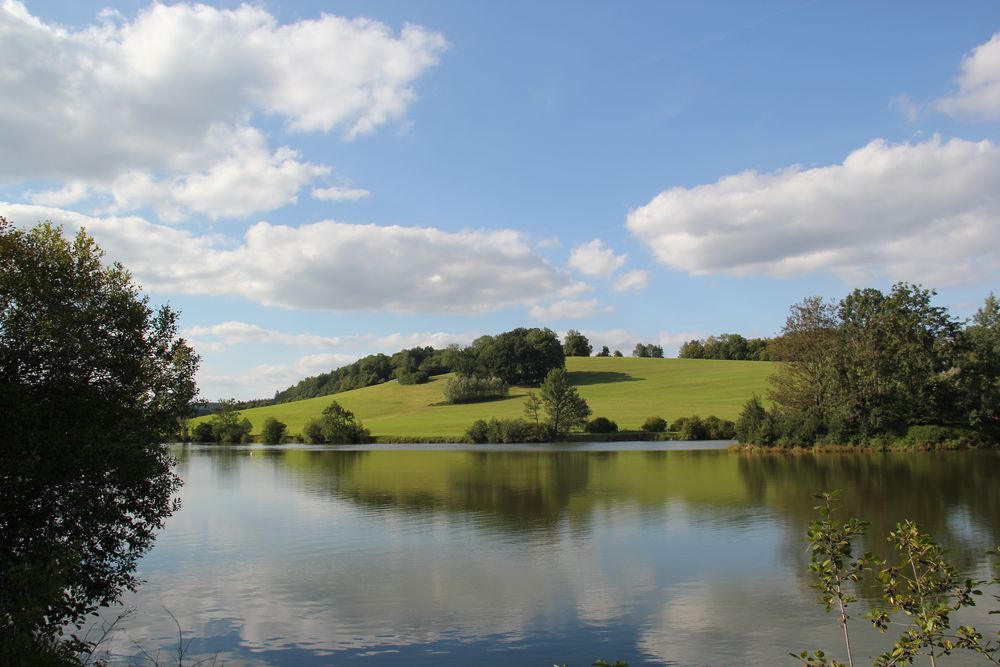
[{"xmin": 195, "ymin": 357, "xmax": 775, "ymax": 439}]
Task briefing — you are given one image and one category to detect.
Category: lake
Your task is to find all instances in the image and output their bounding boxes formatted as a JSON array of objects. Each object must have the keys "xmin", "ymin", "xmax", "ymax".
[{"xmin": 92, "ymin": 443, "xmax": 1000, "ymax": 666}]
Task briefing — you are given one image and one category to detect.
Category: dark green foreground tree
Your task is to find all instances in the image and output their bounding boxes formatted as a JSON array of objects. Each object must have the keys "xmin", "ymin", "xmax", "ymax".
[{"xmin": 0, "ymin": 219, "xmax": 199, "ymax": 662}]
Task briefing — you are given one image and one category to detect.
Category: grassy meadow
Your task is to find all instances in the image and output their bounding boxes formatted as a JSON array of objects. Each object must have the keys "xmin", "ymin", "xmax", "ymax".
[{"xmin": 200, "ymin": 357, "xmax": 775, "ymax": 439}]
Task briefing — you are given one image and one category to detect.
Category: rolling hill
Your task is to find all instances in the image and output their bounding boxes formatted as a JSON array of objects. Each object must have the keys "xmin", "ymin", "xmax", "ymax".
[{"xmin": 197, "ymin": 357, "xmax": 776, "ymax": 439}]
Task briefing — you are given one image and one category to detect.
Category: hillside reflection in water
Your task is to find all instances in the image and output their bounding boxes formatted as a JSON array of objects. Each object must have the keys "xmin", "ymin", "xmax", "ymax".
[{"xmin": 95, "ymin": 445, "xmax": 999, "ymax": 666}]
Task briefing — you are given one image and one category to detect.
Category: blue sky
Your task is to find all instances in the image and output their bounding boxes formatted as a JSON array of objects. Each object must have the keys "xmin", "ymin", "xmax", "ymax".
[{"xmin": 3, "ymin": 0, "xmax": 1000, "ymax": 399}]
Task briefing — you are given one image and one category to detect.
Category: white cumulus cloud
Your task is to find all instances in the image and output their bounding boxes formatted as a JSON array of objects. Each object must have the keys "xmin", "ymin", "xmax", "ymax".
[
  {"xmin": 529, "ymin": 299, "xmax": 599, "ymax": 320},
  {"xmin": 312, "ymin": 186, "xmax": 372, "ymax": 202},
  {"xmin": 184, "ymin": 322, "xmax": 342, "ymax": 351},
  {"xmin": 613, "ymin": 269, "xmax": 649, "ymax": 293},
  {"xmin": 0, "ymin": 1, "xmax": 445, "ymax": 218},
  {"xmin": 369, "ymin": 331, "xmax": 477, "ymax": 350},
  {"xmin": 2, "ymin": 203, "xmax": 569, "ymax": 314},
  {"xmin": 567, "ymin": 239, "xmax": 627, "ymax": 278},
  {"xmin": 627, "ymin": 136, "xmax": 1000, "ymax": 285},
  {"xmin": 938, "ymin": 32, "xmax": 1000, "ymax": 119}
]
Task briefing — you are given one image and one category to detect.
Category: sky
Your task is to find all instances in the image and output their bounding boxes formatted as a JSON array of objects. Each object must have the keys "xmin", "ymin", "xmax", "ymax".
[{"xmin": 3, "ymin": 0, "xmax": 1000, "ymax": 400}]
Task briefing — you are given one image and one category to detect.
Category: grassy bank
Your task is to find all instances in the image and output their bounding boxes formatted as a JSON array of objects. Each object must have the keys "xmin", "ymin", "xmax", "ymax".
[{"xmin": 197, "ymin": 357, "xmax": 774, "ymax": 439}]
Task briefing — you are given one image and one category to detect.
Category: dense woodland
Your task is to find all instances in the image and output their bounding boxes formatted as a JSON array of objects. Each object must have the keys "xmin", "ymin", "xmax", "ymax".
[{"xmin": 736, "ymin": 284, "xmax": 1000, "ymax": 447}]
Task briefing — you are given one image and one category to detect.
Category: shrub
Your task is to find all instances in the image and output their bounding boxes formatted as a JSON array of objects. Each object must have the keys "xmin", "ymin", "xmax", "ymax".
[
  {"xmin": 671, "ymin": 415, "xmax": 708, "ymax": 440},
  {"xmin": 703, "ymin": 415, "xmax": 736, "ymax": 439},
  {"xmin": 318, "ymin": 401, "xmax": 371, "ymax": 444},
  {"xmin": 584, "ymin": 417, "xmax": 618, "ymax": 433},
  {"xmin": 396, "ymin": 370, "xmax": 429, "ymax": 385},
  {"xmin": 641, "ymin": 416, "xmax": 667, "ymax": 433},
  {"xmin": 464, "ymin": 417, "xmax": 543, "ymax": 443},
  {"xmin": 302, "ymin": 418, "xmax": 324, "ymax": 444},
  {"xmin": 735, "ymin": 395, "xmax": 775, "ymax": 446},
  {"xmin": 466, "ymin": 419, "xmax": 490, "ymax": 443},
  {"xmin": 901, "ymin": 424, "xmax": 987, "ymax": 449},
  {"xmin": 191, "ymin": 421, "xmax": 215, "ymax": 443},
  {"xmin": 260, "ymin": 416, "xmax": 287, "ymax": 444},
  {"xmin": 443, "ymin": 375, "xmax": 509, "ymax": 403}
]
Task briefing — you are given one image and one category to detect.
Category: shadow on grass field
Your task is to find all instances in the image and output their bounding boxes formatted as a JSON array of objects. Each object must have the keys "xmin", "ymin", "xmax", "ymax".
[{"xmin": 566, "ymin": 370, "xmax": 640, "ymax": 386}]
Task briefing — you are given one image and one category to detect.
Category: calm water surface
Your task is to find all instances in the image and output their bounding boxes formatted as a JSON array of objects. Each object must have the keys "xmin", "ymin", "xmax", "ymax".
[{"xmin": 94, "ymin": 444, "xmax": 1000, "ymax": 666}]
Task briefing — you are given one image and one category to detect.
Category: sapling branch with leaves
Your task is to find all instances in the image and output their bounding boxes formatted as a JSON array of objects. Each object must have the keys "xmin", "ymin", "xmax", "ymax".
[{"xmin": 796, "ymin": 492, "xmax": 1000, "ymax": 667}]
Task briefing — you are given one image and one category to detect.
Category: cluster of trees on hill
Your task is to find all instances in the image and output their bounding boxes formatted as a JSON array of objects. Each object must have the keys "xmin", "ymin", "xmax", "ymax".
[
  {"xmin": 632, "ymin": 342, "xmax": 664, "ymax": 358},
  {"xmin": 226, "ymin": 328, "xmax": 569, "ymax": 412},
  {"xmin": 444, "ymin": 327, "xmax": 564, "ymax": 403},
  {"xmin": 737, "ymin": 284, "xmax": 1000, "ymax": 447},
  {"xmin": 678, "ymin": 333, "xmax": 774, "ymax": 361},
  {"xmin": 466, "ymin": 368, "xmax": 590, "ymax": 441}
]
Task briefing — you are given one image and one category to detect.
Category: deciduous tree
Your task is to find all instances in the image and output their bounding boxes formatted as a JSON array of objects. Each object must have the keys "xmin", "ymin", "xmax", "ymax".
[
  {"xmin": 0, "ymin": 219, "xmax": 199, "ymax": 661},
  {"xmin": 539, "ymin": 368, "xmax": 591, "ymax": 439}
]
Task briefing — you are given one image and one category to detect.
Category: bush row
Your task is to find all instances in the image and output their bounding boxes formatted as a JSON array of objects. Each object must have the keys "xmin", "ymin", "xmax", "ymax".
[
  {"xmin": 444, "ymin": 375, "xmax": 509, "ymax": 403},
  {"xmin": 466, "ymin": 418, "xmax": 546, "ymax": 443}
]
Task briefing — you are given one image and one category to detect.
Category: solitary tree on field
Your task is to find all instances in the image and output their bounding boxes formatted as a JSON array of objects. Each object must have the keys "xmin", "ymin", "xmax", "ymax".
[{"xmin": 539, "ymin": 368, "xmax": 591, "ymax": 439}]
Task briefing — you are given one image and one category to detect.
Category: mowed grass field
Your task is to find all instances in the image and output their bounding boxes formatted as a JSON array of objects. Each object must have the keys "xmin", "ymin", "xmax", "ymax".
[{"xmin": 203, "ymin": 357, "xmax": 775, "ymax": 438}]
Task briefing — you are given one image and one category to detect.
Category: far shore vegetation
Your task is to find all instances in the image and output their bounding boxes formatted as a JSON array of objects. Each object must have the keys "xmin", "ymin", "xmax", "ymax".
[
  {"xmin": 734, "ymin": 284, "xmax": 999, "ymax": 451},
  {"xmin": 190, "ymin": 284, "xmax": 999, "ymax": 450}
]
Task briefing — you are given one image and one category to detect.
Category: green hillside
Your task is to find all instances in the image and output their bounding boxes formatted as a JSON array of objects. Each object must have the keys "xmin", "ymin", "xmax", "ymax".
[{"xmin": 200, "ymin": 357, "xmax": 775, "ymax": 439}]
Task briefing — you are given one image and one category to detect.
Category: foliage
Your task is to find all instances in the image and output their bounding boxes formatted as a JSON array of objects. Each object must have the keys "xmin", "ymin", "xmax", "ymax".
[
  {"xmin": 564, "ymin": 329, "xmax": 593, "ymax": 357},
  {"xmin": 313, "ymin": 401, "xmax": 370, "ymax": 444},
  {"xmin": 702, "ymin": 415, "xmax": 736, "ymax": 439},
  {"xmin": 679, "ymin": 333, "xmax": 773, "ymax": 361},
  {"xmin": 191, "ymin": 421, "xmax": 214, "ymax": 443},
  {"xmin": 523, "ymin": 391, "xmax": 543, "ymax": 428},
  {"xmin": 756, "ymin": 284, "xmax": 994, "ymax": 448},
  {"xmin": 0, "ymin": 219, "xmax": 198, "ymax": 661},
  {"xmin": 302, "ymin": 418, "xmax": 324, "ymax": 444},
  {"xmin": 204, "ymin": 356, "xmax": 774, "ymax": 439},
  {"xmin": 632, "ymin": 342, "xmax": 664, "ymax": 358},
  {"xmin": 596, "ymin": 345, "xmax": 611, "ymax": 357},
  {"xmin": 240, "ymin": 345, "xmax": 452, "ymax": 409},
  {"xmin": 396, "ymin": 370, "xmax": 429, "ymax": 385},
  {"xmin": 735, "ymin": 395, "xmax": 774, "ymax": 445},
  {"xmin": 539, "ymin": 368, "xmax": 591, "ymax": 439},
  {"xmin": 666, "ymin": 415, "xmax": 735, "ymax": 440},
  {"xmin": 671, "ymin": 415, "xmax": 708, "ymax": 440},
  {"xmin": 796, "ymin": 492, "xmax": 875, "ymax": 667},
  {"xmin": 796, "ymin": 493, "xmax": 1000, "ymax": 667},
  {"xmin": 477, "ymin": 327, "xmax": 565, "ymax": 385},
  {"xmin": 953, "ymin": 293, "xmax": 1000, "ymax": 436},
  {"xmin": 210, "ymin": 399, "xmax": 253, "ymax": 443},
  {"xmin": 464, "ymin": 417, "xmax": 544, "ymax": 443},
  {"xmin": 443, "ymin": 375, "xmax": 509, "ymax": 403},
  {"xmin": 584, "ymin": 417, "xmax": 618, "ymax": 433},
  {"xmin": 641, "ymin": 416, "xmax": 667, "ymax": 433},
  {"xmin": 613, "ymin": 350, "xmax": 623, "ymax": 357},
  {"xmin": 260, "ymin": 416, "xmax": 287, "ymax": 444}
]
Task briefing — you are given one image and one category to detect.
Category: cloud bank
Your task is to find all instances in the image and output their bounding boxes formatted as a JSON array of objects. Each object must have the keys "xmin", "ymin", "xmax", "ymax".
[
  {"xmin": 627, "ymin": 137, "xmax": 1000, "ymax": 285},
  {"xmin": 568, "ymin": 239, "xmax": 627, "ymax": 278},
  {"xmin": 938, "ymin": 32, "xmax": 1000, "ymax": 119},
  {"xmin": 0, "ymin": 1, "xmax": 445, "ymax": 218},
  {"xmin": 3, "ymin": 204, "xmax": 568, "ymax": 314}
]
